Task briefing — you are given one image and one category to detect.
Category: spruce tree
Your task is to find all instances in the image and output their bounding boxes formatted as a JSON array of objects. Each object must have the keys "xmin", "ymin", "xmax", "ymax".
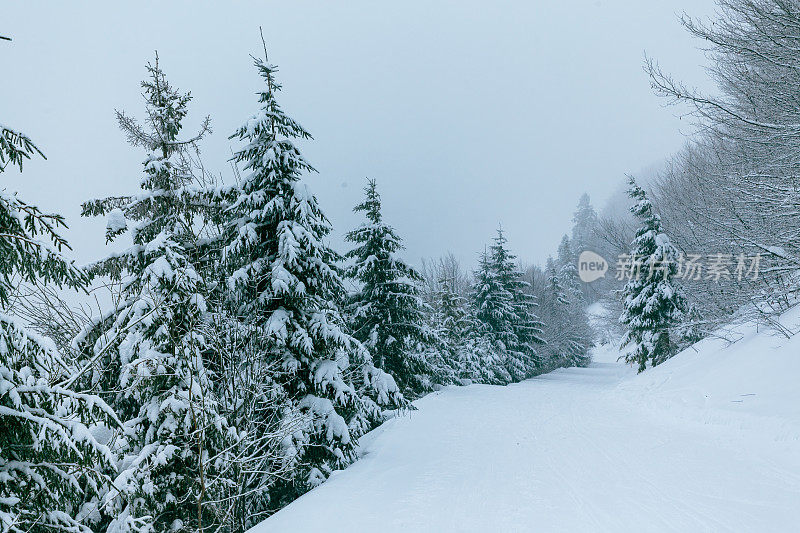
[
  {"xmin": 571, "ymin": 193, "xmax": 598, "ymax": 258},
  {"xmin": 0, "ymin": 124, "xmax": 116, "ymax": 532},
  {"xmin": 472, "ymin": 229, "xmax": 544, "ymax": 381},
  {"xmin": 220, "ymin": 54, "xmax": 403, "ymax": 508},
  {"xmin": 556, "ymin": 235, "xmax": 584, "ymax": 304},
  {"xmin": 540, "ymin": 258, "xmax": 568, "ymax": 369},
  {"xmin": 619, "ymin": 177, "xmax": 690, "ymax": 372},
  {"xmin": 431, "ymin": 274, "xmax": 507, "ymax": 385},
  {"xmin": 472, "ymin": 248, "xmax": 516, "ymax": 351},
  {"xmin": 427, "ymin": 274, "xmax": 469, "ymax": 385},
  {"xmin": 546, "ymin": 258, "xmax": 569, "ymax": 309},
  {"xmin": 570, "ymin": 194, "xmax": 599, "ymax": 301},
  {"xmin": 542, "ymin": 254, "xmax": 593, "ymax": 369},
  {"xmin": 345, "ymin": 179, "xmax": 432, "ymax": 395},
  {"xmin": 78, "ymin": 56, "xmax": 232, "ymax": 532}
]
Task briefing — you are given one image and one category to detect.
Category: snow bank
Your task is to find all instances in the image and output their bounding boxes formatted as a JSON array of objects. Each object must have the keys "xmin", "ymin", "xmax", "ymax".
[{"xmin": 616, "ymin": 305, "xmax": 800, "ymax": 441}]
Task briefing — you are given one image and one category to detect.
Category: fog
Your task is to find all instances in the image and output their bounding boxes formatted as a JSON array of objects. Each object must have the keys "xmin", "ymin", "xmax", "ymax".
[{"xmin": 1, "ymin": 0, "xmax": 715, "ymax": 268}]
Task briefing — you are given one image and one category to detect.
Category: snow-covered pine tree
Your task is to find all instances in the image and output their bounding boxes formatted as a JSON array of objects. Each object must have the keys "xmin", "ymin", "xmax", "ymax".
[
  {"xmin": 345, "ymin": 179, "xmax": 433, "ymax": 395},
  {"xmin": 571, "ymin": 193, "xmax": 598, "ymax": 258},
  {"xmin": 427, "ymin": 274, "xmax": 469, "ymax": 385},
  {"xmin": 472, "ymin": 249, "xmax": 516, "ymax": 370},
  {"xmin": 472, "ymin": 229, "xmax": 545, "ymax": 381},
  {"xmin": 546, "ymin": 258, "xmax": 568, "ymax": 309},
  {"xmin": 418, "ymin": 254, "xmax": 508, "ymax": 386},
  {"xmin": 542, "ymin": 251, "xmax": 593, "ymax": 369},
  {"xmin": 556, "ymin": 235, "xmax": 594, "ymax": 361},
  {"xmin": 78, "ymin": 56, "xmax": 232, "ymax": 532},
  {"xmin": 0, "ymin": 123, "xmax": 117, "ymax": 532},
  {"xmin": 430, "ymin": 273, "xmax": 507, "ymax": 385},
  {"xmin": 619, "ymin": 177, "xmax": 690, "ymax": 372},
  {"xmin": 540, "ymin": 258, "xmax": 569, "ymax": 369},
  {"xmin": 570, "ymin": 194, "xmax": 600, "ymax": 301},
  {"xmin": 458, "ymin": 328, "xmax": 511, "ymax": 385},
  {"xmin": 221, "ymin": 53, "xmax": 403, "ymax": 509},
  {"xmin": 556, "ymin": 235, "xmax": 584, "ymax": 305}
]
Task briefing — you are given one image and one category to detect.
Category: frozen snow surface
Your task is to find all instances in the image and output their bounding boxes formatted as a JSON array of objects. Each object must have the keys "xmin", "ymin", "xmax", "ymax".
[{"xmin": 253, "ymin": 308, "xmax": 800, "ymax": 532}]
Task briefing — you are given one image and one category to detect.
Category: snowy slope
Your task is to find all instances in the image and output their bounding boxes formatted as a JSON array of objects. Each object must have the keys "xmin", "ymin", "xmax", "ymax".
[{"xmin": 253, "ymin": 309, "xmax": 800, "ymax": 532}]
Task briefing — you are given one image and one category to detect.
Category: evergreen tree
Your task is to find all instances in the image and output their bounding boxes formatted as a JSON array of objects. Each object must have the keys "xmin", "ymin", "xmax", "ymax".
[
  {"xmin": 457, "ymin": 330, "xmax": 511, "ymax": 385},
  {"xmin": 556, "ymin": 235, "xmax": 583, "ymax": 303},
  {"xmin": 430, "ymin": 274, "xmax": 508, "ymax": 385},
  {"xmin": 619, "ymin": 177, "xmax": 691, "ymax": 372},
  {"xmin": 570, "ymin": 194, "xmax": 599, "ymax": 301},
  {"xmin": 418, "ymin": 254, "xmax": 508, "ymax": 386},
  {"xmin": 472, "ymin": 249, "xmax": 515, "ymax": 348},
  {"xmin": 78, "ymin": 57, "xmax": 232, "ymax": 532},
  {"xmin": 540, "ymin": 258, "xmax": 568, "ymax": 369},
  {"xmin": 345, "ymin": 179, "xmax": 432, "ymax": 395},
  {"xmin": 220, "ymin": 54, "xmax": 403, "ymax": 509},
  {"xmin": 427, "ymin": 274, "xmax": 469, "ymax": 385},
  {"xmin": 472, "ymin": 229, "xmax": 544, "ymax": 381},
  {"xmin": 472, "ymin": 248, "xmax": 520, "ymax": 379},
  {"xmin": 546, "ymin": 258, "xmax": 569, "ymax": 309},
  {"xmin": 541, "ymin": 255, "xmax": 593, "ymax": 369},
  {"xmin": 0, "ymin": 124, "xmax": 116, "ymax": 532},
  {"xmin": 571, "ymin": 193, "xmax": 598, "ymax": 257}
]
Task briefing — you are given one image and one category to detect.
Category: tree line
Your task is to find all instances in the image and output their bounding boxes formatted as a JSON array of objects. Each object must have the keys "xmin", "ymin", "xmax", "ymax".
[
  {"xmin": 581, "ymin": 0, "xmax": 800, "ymax": 371},
  {"xmin": 1, "ymin": 45, "xmax": 593, "ymax": 532}
]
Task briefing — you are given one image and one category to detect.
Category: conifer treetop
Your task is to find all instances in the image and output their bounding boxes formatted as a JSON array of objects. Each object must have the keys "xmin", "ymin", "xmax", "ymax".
[
  {"xmin": 354, "ymin": 178, "xmax": 383, "ymax": 224},
  {"xmin": 116, "ymin": 53, "xmax": 210, "ymax": 155},
  {"xmin": 81, "ymin": 54, "xmax": 213, "ymax": 274},
  {"xmin": 345, "ymin": 179, "xmax": 408, "ymax": 270},
  {"xmin": 228, "ymin": 56, "xmax": 314, "ymax": 185}
]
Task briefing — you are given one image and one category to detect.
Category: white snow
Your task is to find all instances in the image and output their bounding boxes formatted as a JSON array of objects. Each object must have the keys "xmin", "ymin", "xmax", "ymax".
[
  {"xmin": 106, "ymin": 208, "xmax": 127, "ymax": 233},
  {"xmin": 252, "ymin": 307, "xmax": 800, "ymax": 532}
]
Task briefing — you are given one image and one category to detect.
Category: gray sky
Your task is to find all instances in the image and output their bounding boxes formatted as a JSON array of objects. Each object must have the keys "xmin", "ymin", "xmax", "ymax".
[{"xmin": 1, "ymin": 1, "xmax": 715, "ymax": 270}]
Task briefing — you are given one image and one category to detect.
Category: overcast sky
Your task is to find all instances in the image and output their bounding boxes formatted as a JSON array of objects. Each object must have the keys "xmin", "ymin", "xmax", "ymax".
[{"xmin": 1, "ymin": 1, "xmax": 716, "ymax": 270}]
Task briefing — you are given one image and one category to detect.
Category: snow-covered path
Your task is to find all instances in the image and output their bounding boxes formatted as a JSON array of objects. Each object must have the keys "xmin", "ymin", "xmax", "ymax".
[{"xmin": 255, "ymin": 324, "xmax": 800, "ymax": 532}]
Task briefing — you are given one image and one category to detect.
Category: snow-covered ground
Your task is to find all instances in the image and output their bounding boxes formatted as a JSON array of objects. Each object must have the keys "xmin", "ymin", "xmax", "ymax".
[{"xmin": 253, "ymin": 309, "xmax": 800, "ymax": 532}]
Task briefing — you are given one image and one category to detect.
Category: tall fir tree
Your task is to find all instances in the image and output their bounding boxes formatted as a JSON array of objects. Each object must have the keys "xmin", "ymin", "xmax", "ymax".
[
  {"xmin": 220, "ymin": 54, "xmax": 403, "ymax": 509},
  {"xmin": 570, "ymin": 193, "xmax": 598, "ymax": 257},
  {"xmin": 1, "ymin": 123, "xmax": 117, "ymax": 532},
  {"xmin": 556, "ymin": 235, "xmax": 583, "ymax": 303},
  {"xmin": 619, "ymin": 177, "xmax": 691, "ymax": 372},
  {"xmin": 78, "ymin": 56, "xmax": 232, "ymax": 532},
  {"xmin": 570, "ymin": 194, "xmax": 599, "ymax": 301},
  {"xmin": 345, "ymin": 179, "xmax": 432, "ymax": 396},
  {"xmin": 540, "ymin": 258, "xmax": 569, "ymax": 369},
  {"xmin": 472, "ymin": 229, "xmax": 545, "ymax": 381},
  {"xmin": 472, "ymin": 249, "xmax": 516, "ymax": 353},
  {"xmin": 557, "ymin": 240, "xmax": 594, "ymax": 367}
]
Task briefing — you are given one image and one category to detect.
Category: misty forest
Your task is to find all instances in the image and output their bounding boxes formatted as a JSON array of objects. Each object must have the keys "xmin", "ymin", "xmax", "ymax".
[{"xmin": 2, "ymin": 1, "xmax": 800, "ymax": 532}]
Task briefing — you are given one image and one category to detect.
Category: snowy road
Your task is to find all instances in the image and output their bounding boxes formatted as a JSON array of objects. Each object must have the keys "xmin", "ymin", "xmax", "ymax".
[{"xmin": 255, "ymin": 333, "xmax": 800, "ymax": 532}]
